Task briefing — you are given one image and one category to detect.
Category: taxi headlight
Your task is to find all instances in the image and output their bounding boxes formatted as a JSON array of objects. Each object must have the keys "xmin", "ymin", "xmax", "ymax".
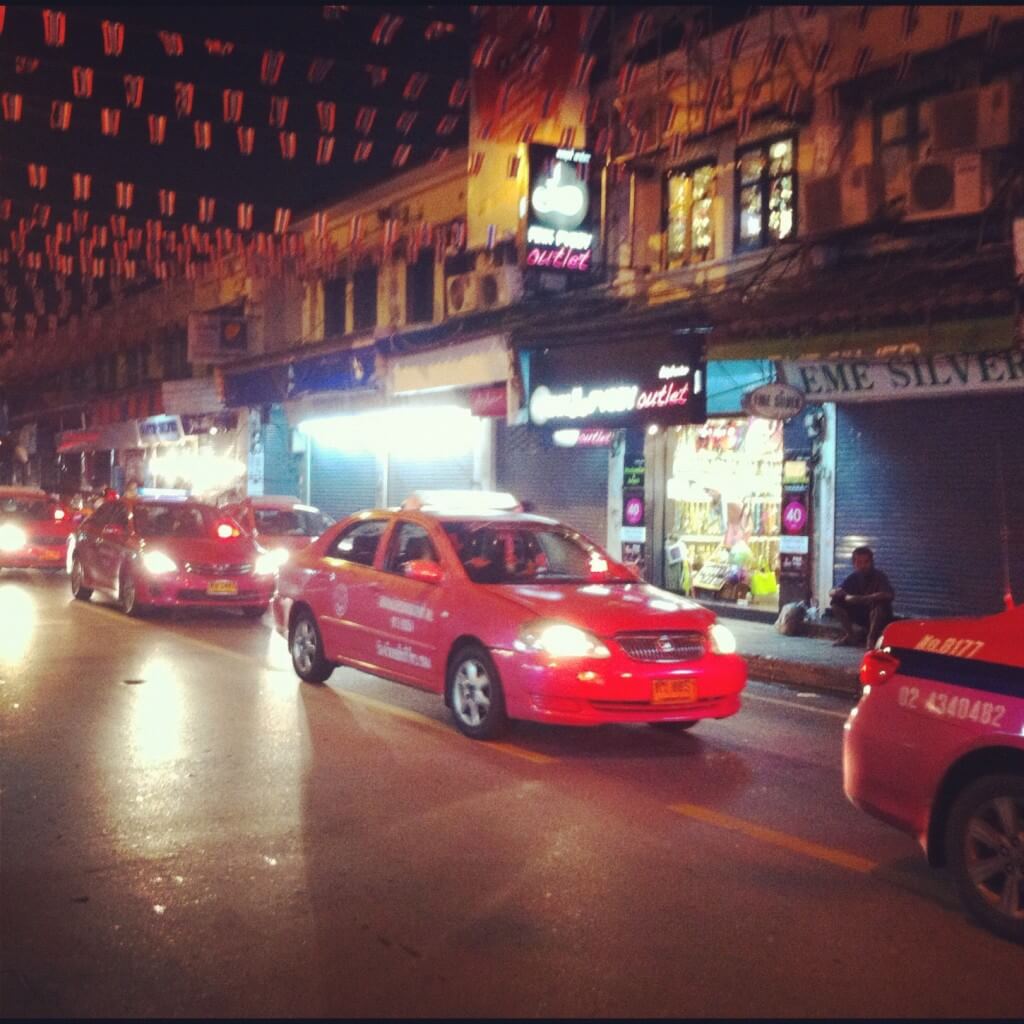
[
  {"xmin": 708, "ymin": 623, "xmax": 737, "ymax": 655},
  {"xmin": 515, "ymin": 621, "xmax": 611, "ymax": 659},
  {"xmin": 254, "ymin": 549, "xmax": 289, "ymax": 575},
  {"xmin": 0, "ymin": 524, "xmax": 27, "ymax": 552},
  {"xmin": 141, "ymin": 550, "xmax": 178, "ymax": 575}
]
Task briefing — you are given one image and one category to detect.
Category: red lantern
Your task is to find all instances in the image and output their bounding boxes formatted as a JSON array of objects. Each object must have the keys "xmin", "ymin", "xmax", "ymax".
[
  {"xmin": 198, "ymin": 197, "xmax": 216, "ymax": 224},
  {"xmin": 371, "ymin": 14, "xmax": 403, "ymax": 46},
  {"xmin": 260, "ymin": 50, "xmax": 285, "ymax": 86},
  {"xmin": 174, "ymin": 82, "xmax": 195, "ymax": 118},
  {"xmin": 237, "ymin": 203, "xmax": 253, "ymax": 230},
  {"xmin": 237, "ymin": 126, "xmax": 255, "ymax": 155},
  {"xmin": 158, "ymin": 189, "xmax": 176, "ymax": 217},
  {"xmin": 42, "ymin": 9, "xmax": 67, "ymax": 47},
  {"xmin": 100, "ymin": 108, "xmax": 121, "ymax": 136},
  {"xmin": 392, "ymin": 144, "xmax": 411, "ymax": 168},
  {"xmin": 159, "ymin": 30, "xmax": 184, "ymax": 56},
  {"xmin": 269, "ymin": 96, "xmax": 289, "ymax": 128},
  {"xmin": 124, "ymin": 74, "xmax": 144, "ymax": 108},
  {"xmin": 316, "ymin": 100, "xmax": 336, "ymax": 134},
  {"xmin": 354, "ymin": 140, "xmax": 373, "ymax": 162},
  {"xmin": 403, "ymin": 73, "xmax": 429, "ymax": 101},
  {"xmin": 315, "ymin": 136, "xmax": 335, "ymax": 165},
  {"xmin": 28, "ymin": 164, "xmax": 47, "ymax": 190},
  {"xmin": 222, "ymin": 89, "xmax": 243, "ymax": 124},
  {"xmin": 115, "ymin": 182, "xmax": 134, "ymax": 210},
  {"xmin": 273, "ymin": 208, "xmax": 291, "ymax": 234},
  {"xmin": 307, "ymin": 58, "xmax": 334, "ymax": 83},
  {"xmin": 279, "ymin": 131, "xmax": 297, "ymax": 160},
  {"xmin": 355, "ymin": 106, "xmax": 376, "ymax": 134},
  {"xmin": 194, "ymin": 120, "xmax": 213, "ymax": 150},
  {"xmin": 101, "ymin": 19, "xmax": 124, "ymax": 56},
  {"xmin": 2, "ymin": 93, "xmax": 23, "ymax": 122},
  {"xmin": 437, "ymin": 114, "xmax": 458, "ymax": 136},
  {"xmin": 148, "ymin": 113, "xmax": 167, "ymax": 145}
]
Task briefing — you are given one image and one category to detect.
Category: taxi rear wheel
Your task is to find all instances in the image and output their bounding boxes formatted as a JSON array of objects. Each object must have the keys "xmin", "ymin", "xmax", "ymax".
[
  {"xmin": 946, "ymin": 774, "xmax": 1024, "ymax": 944},
  {"xmin": 70, "ymin": 556, "xmax": 92, "ymax": 601},
  {"xmin": 290, "ymin": 612, "xmax": 333, "ymax": 683},
  {"xmin": 447, "ymin": 644, "xmax": 508, "ymax": 741}
]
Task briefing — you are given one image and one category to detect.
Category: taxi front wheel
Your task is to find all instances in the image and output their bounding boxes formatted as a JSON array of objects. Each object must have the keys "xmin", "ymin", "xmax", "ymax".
[
  {"xmin": 946, "ymin": 773, "xmax": 1024, "ymax": 944},
  {"xmin": 290, "ymin": 611, "xmax": 334, "ymax": 684},
  {"xmin": 447, "ymin": 644, "xmax": 509, "ymax": 741},
  {"xmin": 70, "ymin": 556, "xmax": 92, "ymax": 601}
]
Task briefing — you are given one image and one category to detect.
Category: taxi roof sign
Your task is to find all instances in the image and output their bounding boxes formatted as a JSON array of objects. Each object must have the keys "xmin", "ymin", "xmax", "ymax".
[{"xmin": 402, "ymin": 490, "xmax": 523, "ymax": 513}]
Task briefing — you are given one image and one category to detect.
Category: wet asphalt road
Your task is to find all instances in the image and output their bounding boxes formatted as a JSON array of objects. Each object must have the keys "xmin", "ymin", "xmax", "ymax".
[{"xmin": 1, "ymin": 572, "xmax": 1021, "ymax": 1018}]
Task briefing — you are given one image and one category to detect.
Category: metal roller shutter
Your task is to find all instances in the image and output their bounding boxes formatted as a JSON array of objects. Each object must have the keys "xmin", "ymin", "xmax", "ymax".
[
  {"xmin": 262, "ymin": 405, "xmax": 299, "ymax": 498},
  {"xmin": 309, "ymin": 442, "xmax": 378, "ymax": 519},
  {"xmin": 386, "ymin": 453, "xmax": 475, "ymax": 506},
  {"xmin": 834, "ymin": 395, "xmax": 1024, "ymax": 618},
  {"xmin": 495, "ymin": 421, "xmax": 609, "ymax": 543}
]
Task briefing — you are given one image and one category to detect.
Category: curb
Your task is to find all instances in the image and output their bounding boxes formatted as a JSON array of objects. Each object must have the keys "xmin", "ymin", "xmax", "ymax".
[{"xmin": 745, "ymin": 654, "xmax": 861, "ymax": 698}]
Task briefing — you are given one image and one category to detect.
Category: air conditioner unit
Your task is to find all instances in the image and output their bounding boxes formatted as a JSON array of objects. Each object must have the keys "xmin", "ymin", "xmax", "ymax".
[
  {"xmin": 445, "ymin": 266, "xmax": 524, "ymax": 315},
  {"xmin": 803, "ymin": 165, "xmax": 882, "ymax": 234},
  {"xmin": 905, "ymin": 152, "xmax": 989, "ymax": 220},
  {"xmin": 927, "ymin": 82, "xmax": 1011, "ymax": 153}
]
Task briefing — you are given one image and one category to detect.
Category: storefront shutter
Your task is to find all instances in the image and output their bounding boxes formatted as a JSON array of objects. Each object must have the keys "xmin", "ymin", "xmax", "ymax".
[
  {"xmin": 495, "ymin": 421, "xmax": 609, "ymax": 544},
  {"xmin": 386, "ymin": 452, "xmax": 475, "ymax": 506},
  {"xmin": 262, "ymin": 404, "xmax": 298, "ymax": 497},
  {"xmin": 834, "ymin": 394, "xmax": 1024, "ymax": 618},
  {"xmin": 309, "ymin": 442, "xmax": 378, "ymax": 518}
]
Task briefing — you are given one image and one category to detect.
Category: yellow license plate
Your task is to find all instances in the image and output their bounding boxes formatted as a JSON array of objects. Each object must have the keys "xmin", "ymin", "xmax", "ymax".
[
  {"xmin": 207, "ymin": 580, "xmax": 238, "ymax": 596},
  {"xmin": 652, "ymin": 679, "xmax": 698, "ymax": 704}
]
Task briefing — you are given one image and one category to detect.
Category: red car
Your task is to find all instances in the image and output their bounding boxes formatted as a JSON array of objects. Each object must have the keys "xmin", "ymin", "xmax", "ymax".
[
  {"xmin": 0, "ymin": 486, "xmax": 73, "ymax": 571},
  {"xmin": 221, "ymin": 495, "xmax": 335, "ymax": 570},
  {"xmin": 272, "ymin": 493, "xmax": 746, "ymax": 740},
  {"xmin": 69, "ymin": 496, "xmax": 276, "ymax": 617},
  {"xmin": 844, "ymin": 603, "xmax": 1024, "ymax": 943}
]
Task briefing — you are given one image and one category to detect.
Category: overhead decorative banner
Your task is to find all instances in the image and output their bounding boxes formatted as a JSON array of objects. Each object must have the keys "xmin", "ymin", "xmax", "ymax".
[
  {"xmin": 187, "ymin": 310, "xmax": 249, "ymax": 363},
  {"xmin": 526, "ymin": 143, "xmax": 595, "ymax": 273}
]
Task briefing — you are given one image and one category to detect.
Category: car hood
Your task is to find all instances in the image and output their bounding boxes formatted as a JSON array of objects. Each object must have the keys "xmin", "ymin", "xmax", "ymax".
[
  {"xmin": 491, "ymin": 581, "xmax": 715, "ymax": 637},
  {"xmin": 257, "ymin": 533, "xmax": 315, "ymax": 552},
  {"xmin": 140, "ymin": 536, "xmax": 255, "ymax": 566}
]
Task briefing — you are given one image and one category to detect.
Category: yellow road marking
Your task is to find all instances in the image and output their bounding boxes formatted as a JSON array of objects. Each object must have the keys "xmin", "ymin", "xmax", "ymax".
[
  {"xmin": 744, "ymin": 691, "xmax": 851, "ymax": 720},
  {"xmin": 670, "ymin": 802, "xmax": 877, "ymax": 874}
]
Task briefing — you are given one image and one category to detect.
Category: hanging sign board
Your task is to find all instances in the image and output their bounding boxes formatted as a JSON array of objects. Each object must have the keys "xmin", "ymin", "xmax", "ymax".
[
  {"xmin": 187, "ymin": 312, "xmax": 249, "ymax": 364},
  {"xmin": 526, "ymin": 144, "xmax": 596, "ymax": 273},
  {"xmin": 741, "ymin": 382, "xmax": 805, "ymax": 420}
]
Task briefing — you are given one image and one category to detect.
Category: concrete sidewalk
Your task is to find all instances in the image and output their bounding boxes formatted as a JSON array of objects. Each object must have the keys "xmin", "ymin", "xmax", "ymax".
[{"xmin": 719, "ymin": 615, "xmax": 864, "ymax": 696}]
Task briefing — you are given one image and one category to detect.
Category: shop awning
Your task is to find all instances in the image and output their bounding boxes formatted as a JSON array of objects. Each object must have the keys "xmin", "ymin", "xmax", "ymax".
[{"xmin": 387, "ymin": 334, "xmax": 510, "ymax": 396}]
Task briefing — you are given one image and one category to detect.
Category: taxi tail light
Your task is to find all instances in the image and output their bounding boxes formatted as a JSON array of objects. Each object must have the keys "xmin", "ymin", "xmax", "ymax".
[
  {"xmin": 859, "ymin": 649, "xmax": 900, "ymax": 688},
  {"xmin": 53, "ymin": 507, "xmax": 66, "ymax": 521},
  {"xmin": 215, "ymin": 520, "xmax": 241, "ymax": 539}
]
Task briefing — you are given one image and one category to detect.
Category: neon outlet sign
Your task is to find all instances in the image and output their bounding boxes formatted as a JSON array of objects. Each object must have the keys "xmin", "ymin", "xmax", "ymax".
[{"xmin": 530, "ymin": 372, "xmax": 699, "ymax": 426}]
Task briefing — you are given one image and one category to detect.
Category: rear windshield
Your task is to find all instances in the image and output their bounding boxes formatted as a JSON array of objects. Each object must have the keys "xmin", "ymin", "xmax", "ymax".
[
  {"xmin": 0, "ymin": 498, "xmax": 49, "ymax": 519},
  {"xmin": 442, "ymin": 520, "xmax": 614, "ymax": 585},
  {"xmin": 133, "ymin": 504, "xmax": 216, "ymax": 538},
  {"xmin": 254, "ymin": 506, "xmax": 334, "ymax": 537}
]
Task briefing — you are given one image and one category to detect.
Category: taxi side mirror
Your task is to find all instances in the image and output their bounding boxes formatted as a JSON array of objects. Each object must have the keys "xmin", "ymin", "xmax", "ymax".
[{"xmin": 404, "ymin": 559, "xmax": 444, "ymax": 585}]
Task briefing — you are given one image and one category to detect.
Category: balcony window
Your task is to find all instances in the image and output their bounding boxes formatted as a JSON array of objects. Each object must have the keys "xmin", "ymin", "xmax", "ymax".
[
  {"xmin": 736, "ymin": 137, "xmax": 796, "ymax": 251},
  {"xmin": 323, "ymin": 276, "xmax": 347, "ymax": 336},
  {"xmin": 876, "ymin": 100, "xmax": 930, "ymax": 204},
  {"xmin": 352, "ymin": 266, "xmax": 378, "ymax": 332},
  {"xmin": 666, "ymin": 163, "xmax": 715, "ymax": 266},
  {"xmin": 406, "ymin": 248, "xmax": 435, "ymax": 324}
]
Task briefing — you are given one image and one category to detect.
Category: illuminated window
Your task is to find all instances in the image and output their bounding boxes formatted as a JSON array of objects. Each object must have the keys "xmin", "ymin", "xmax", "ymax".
[
  {"xmin": 666, "ymin": 163, "xmax": 716, "ymax": 266},
  {"xmin": 735, "ymin": 137, "xmax": 795, "ymax": 251}
]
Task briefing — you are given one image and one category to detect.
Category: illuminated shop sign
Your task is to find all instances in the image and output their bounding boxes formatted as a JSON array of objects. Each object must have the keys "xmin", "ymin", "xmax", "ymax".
[
  {"xmin": 523, "ymin": 336, "xmax": 707, "ymax": 429},
  {"xmin": 526, "ymin": 144, "xmax": 595, "ymax": 273}
]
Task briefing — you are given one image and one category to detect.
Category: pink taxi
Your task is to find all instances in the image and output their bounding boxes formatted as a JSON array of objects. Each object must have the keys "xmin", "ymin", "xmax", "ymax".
[
  {"xmin": 220, "ymin": 495, "xmax": 335, "ymax": 569},
  {"xmin": 69, "ymin": 496, "xmax": 277, "ymax": 617},
  {"xmin": 844, "ymin": 603, "xmax": 1024, "ymax": 943},
  {"xmin": 0, "ymin": 486, "xmax": 73, "ymax": 571},
  {"xmin": 273, "ymin": 492, "xmax": 746, "ymax": 740}
]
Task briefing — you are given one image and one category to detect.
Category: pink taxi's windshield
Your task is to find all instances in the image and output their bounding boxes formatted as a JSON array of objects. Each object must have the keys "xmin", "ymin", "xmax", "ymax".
[
  {"xmin": 133, "ymin": 503, "xmax": 220, "ymax": 538},
  {"xmin": 442, "ymin": 520, "xmax": 624, "ymax": 585}
]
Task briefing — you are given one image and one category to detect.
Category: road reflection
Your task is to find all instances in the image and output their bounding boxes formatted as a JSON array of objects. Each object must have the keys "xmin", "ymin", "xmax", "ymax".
[{"xmin": 0, "ymin": 577, "xmax": 39, "ymax": 664}]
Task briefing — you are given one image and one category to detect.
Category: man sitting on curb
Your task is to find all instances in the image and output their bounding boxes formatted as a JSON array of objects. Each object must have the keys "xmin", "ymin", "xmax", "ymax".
[{"xmin": 830, "ymin": 546, "xmax": 895, "ymax": 648}]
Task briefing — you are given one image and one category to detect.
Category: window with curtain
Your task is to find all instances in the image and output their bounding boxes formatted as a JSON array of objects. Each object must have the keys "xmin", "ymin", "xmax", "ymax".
[
  {"xmin": 666, "ymin": 163, "xmax": 716, "ymax": 267},
  {"xmin": 736, "ymin": 137, "xmax": 796, "ymax": 251}
]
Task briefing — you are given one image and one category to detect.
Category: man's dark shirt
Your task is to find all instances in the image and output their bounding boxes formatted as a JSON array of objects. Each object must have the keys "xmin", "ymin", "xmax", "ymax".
[{"xmin": 839, "ymin": 568, "xmax": 894, "ymax": 600}]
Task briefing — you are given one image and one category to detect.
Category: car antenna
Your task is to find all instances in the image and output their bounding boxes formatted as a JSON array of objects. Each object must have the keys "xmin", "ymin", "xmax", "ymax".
[{"xmin": 994, "ymin": 436, "xmax": 1015, "ymax": 611}]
